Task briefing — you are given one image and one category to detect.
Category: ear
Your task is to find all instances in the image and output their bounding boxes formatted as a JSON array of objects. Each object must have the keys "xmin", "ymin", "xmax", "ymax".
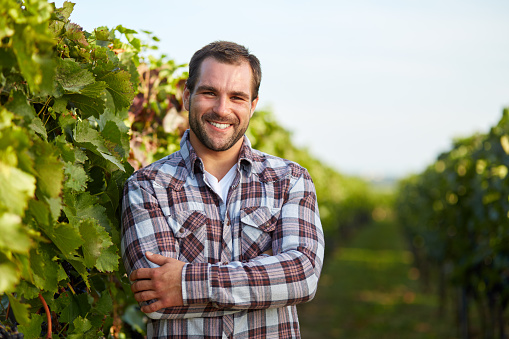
[
  {"xmin": 250, "ymin": 96, "xmax": 259, "ymax": 118},
  {"xmin": 183, "ymin": 85, "xmax": 191, "ymax": 111}
]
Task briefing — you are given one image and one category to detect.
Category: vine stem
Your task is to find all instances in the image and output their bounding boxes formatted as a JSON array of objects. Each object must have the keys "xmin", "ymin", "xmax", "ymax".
[
  {"xmin": 5, "ymin": 303, "xmax": 10, "ymax": 321},
  {"xmin": 38, "ymin": 293, "xmax": 52, "ymax": 339},
  {"xmin": 37, "ymin": 97, "xmax": 52, "ymax": 117}
]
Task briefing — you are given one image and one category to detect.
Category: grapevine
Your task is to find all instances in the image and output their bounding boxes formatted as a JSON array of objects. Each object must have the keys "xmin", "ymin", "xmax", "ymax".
[
  {"xmin": 0, "ymin": 1, "xmax": 140, "ymax": 337},
  {"xmin": 396, "ymin": 109, "xmax": 509, "ymax": 337}
]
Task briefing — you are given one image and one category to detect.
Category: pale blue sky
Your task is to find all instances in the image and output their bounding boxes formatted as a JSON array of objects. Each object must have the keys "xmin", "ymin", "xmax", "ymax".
[{"xmin": 56, "ymin": 0, "xmax": 509, "ymax": 178}]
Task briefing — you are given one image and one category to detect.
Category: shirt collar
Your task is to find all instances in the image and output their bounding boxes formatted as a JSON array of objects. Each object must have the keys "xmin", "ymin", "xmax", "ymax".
[{"xmin": 179, "ymin": 129, "xmax": 254, "ymax": 179}]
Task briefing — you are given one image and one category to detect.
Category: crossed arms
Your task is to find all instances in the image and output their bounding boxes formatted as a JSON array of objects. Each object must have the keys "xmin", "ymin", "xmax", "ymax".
[{"xmin": 121, "ymin": 170, "xmax": 325, "ymax": 319}]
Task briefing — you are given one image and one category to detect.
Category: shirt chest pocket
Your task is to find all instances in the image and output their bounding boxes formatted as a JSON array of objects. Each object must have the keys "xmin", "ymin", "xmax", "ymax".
[
  {"xmin": 240, "ymin": 206, "xmax": 281, "ymax": 260},
  {"xmin": 167, "ymin": 210, "xmax": 207, "ymax": 263}
]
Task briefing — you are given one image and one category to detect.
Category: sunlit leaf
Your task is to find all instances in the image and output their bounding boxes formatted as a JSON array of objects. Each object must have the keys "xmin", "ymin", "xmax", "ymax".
[
  {"xmin": 7, "ymin": 293, "xmax": 30, "ymax": 326},
  {"xmin": 0, "ymin": 213, "xmax": 31, "ymax": 253},
  {"xmin": 18, "ymin": 313, "xmax": 45, "ymax": 339},
  {"xmin": 0, "ymin": 259, "xmax": 19, "ymax": 293},
  {"xmin": 79, "ymin": 218, "xmax": 113, "ymax": 269}
]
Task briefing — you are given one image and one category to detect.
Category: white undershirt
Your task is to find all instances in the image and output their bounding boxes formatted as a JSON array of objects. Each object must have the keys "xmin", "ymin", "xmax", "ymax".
[{"xmin": 204, "ymin": 164, "xmax": 238, "ymax": 205}]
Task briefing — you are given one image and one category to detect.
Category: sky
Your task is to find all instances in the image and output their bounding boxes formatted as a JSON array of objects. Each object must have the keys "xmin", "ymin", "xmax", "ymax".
[{"xmin": 54, "ymin": 0, "xmax": 509, "ymax": 178}]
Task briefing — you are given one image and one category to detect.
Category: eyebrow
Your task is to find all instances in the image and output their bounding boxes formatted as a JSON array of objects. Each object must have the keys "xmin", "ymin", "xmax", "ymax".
[{"xmin": 195, "ymin": 85, "xmax": 217, "ymax": 93}]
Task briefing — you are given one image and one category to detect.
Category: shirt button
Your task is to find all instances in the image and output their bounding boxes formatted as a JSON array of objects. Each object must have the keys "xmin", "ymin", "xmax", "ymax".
[{"xmin": 179, "ymin": 228, "xmax": 185, "ymax": 233}]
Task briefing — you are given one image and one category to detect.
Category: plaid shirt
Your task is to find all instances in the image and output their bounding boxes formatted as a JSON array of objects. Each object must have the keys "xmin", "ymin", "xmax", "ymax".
[{"xmin": 121, "ymin": 131, "xmax": 324, "ymax": 338}]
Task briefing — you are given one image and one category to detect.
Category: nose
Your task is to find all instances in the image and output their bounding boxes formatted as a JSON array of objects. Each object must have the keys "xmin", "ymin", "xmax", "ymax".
[{"xmin": 213, "ymin": 95, "xmax": 230, "ymax": 116}]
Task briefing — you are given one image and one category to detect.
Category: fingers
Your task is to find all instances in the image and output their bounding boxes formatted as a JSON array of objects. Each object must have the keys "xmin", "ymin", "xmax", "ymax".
[
  {"xmin": 130, "ymin": 278, "xmax": 152, "ymax": 293},
  {"xmin": 145, "ymin": 251, "xmax": 172, "ymax": 265},
  {"xmin": 133, "ymin": 290, "xmax": 158, "ymax": 303},
  {"xmin": 140, "ymin": 300, "xmax": 164, "ymax": 313},
  {"xmin": 129, "ymin": 267, "xmax": 152, "ymax": 281},
  {"xmin": 129, "ymin": 252, "xmax": 172, "ymax": 281}
]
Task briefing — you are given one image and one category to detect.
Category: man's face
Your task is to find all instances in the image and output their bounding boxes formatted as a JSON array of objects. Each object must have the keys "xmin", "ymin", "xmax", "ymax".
[{"xmin": 183, "ymin": 57, "xmax": 259, "ymax": 153}]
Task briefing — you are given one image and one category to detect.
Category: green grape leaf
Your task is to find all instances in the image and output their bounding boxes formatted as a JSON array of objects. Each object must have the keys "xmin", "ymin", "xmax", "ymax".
[
  {"xmin": 7, "ymin": 293, "xmax": 30, "ymax": 326},
  {"xmin": 101, "ymin": 118, "xmax": 129, "ymax": 158},
  {"xmin": 68, "ymin": 316, "xmax": 93, "ymax": 338},
  {"xmin": 28, "ymin": 199, "xmax": 52, "ymax": 229},
  {"xmin": 14, "ymin": 253, "xmax": 33, "ymax": 282},
  {"xmin": 10, "ymin": 15, "xmax": 56, "ymax": 95},
  {"xmin": 0, "ymin": 107, "xmax": 14, "ymax": 130},
  {"xmin": 18, "ymin": 313, "xmax": 45, "ymax": 339},
  {"xmin": 66, "ymin": 93, "xmax": 105, "ymax": 119},
  {"xmin": 56, "ymin": 58, "xmax": 95, "ymax": 93},
  {"xmin": 54, "ymin": 134, "xmax": 75, "ymax": 162},
  {"xmin": 52, "ymin": 223, "xmax": 84, "ymax": 259},
  {"xmin": 93, "ymin": 290, "xmax": 112, "ymax": 315},
  {"xmin": 73, "ymin": 121, "xmax": 124, "ymax": 171},
  {"xmin": 0, "ymin": 163, "xmax": 36, "ymax": 215},
  {"xmin": 95, "ymin": 243, "xmax": 118, "ymax": 272},
  {"xmin": 65, "ymin": 22, "xmax": 89, "ymax": 49},
  {"xmin": 55, "ymin": 59, "xmax": 109, "ymax": 118},
  {"xmin": 79, "ymin": 218, "xmax": 114, "ymax": 269},
  {"xmin": 64, "ymin": 191, "xmax": 110, "ymax": 232},
  {"xmin": 98, "ymin": 69, "xmax": 135, "ymax": 112},
  {"xmin": 0, "ymin": 259, "xmax": 19, "ymax": 293},
  {"xmin": 60, "ymin": 293, "xmax": 91, "ymax": 324},
  {"xmin": 105, "ymin": 170, "xmax": 128, "ymax": 212},
  {"xmin": 80, "ymin": 80, "xmax": 108, "ymax": 98},
  {"xmin": 33, "ymin": 140, "xmax": 63, "ymax": 199},
  {"xmin": 16, "ymin": 280, "xmax": 40, "ymax": 300},
  {"xmin": 64, "ymin": 162, "xmax": 88, "ymax": 192},
  {"xmin": 57, "ymin": 1, "xmax": 75, "ymax": 21},
  {"xmin": 30, "ymin": 243, "xmax": 67, "ymax": 293},
  {"xmin": 52, "ymin": 292, "xmax": 71, "ymax": 314},
  {"xmin": 28, "ymin": 116, "xmax": 47, "ymax": 140},
  {"xmin": 5, "ymin": 90, "xmax": 36, "ymax": 119},
  {"xmin": 46, "ymin": 197, "xmax": 62, "ymax": 222},
  {"xmin": 58, "ymin": 113, "xmax": 77, "ymax": 137},
  {"xmin": 52, "ymin": 97, "xmax": 69, "ymax": 113},
  {"xmin": 94, "ymin": 26, "xmax": 110, "ymax": 41},
  {"xmin": 0, "ymin": 212, "xmax": 31, "ymax": 253},
  {"xmin": 30, "ymin": 200, "xmax": 83, "ymax": 258},
  {"xmin": 35, "ymin": 55, "xmax": 57, "ymax": 96}
]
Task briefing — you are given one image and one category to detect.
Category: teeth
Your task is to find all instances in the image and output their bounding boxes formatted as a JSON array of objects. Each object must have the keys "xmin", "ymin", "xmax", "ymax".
[{"xmin": 210, "ymin": 122, "xmax": 230, "ymax": 129}]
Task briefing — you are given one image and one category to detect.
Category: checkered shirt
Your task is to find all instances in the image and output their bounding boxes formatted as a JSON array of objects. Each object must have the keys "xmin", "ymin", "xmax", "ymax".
[{"xmin": 121, "ymin": 130, "xmax": 325, "ymax": 338}]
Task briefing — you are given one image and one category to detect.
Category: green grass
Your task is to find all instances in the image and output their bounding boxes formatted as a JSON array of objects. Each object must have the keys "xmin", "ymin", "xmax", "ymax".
[{"xmin": 297, "ymin": 219, "xmax": 458, "ymax": 339}]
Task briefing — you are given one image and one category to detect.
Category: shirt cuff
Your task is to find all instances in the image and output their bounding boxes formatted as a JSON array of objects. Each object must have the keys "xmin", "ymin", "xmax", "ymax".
[{"xmin": 181, "ymin": 262, "xmax": 213, "ymax": 305}]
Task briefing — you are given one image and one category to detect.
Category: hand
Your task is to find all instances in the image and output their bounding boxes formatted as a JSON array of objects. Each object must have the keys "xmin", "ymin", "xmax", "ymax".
[{"xmin": 129, "ymin": 251, "xmax": 186, "ymax": 313}]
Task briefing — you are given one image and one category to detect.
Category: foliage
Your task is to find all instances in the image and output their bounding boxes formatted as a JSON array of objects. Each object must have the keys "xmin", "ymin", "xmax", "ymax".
[
  {"xmin": 0, "ymin": 1, "xmax": 143, "ymax": 337},
  {"xmin": 127, "ymin": 54, "xmax": 188, "ymax": 170},
  {"xmin": 396, "ymin": 109, "xmax": 509, "ymax": 337}
]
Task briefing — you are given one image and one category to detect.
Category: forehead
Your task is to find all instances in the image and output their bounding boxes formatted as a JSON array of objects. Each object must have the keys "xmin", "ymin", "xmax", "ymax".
[{"xmin": 196, "ymin": 58, "xmax": 253, "ymax": 95}]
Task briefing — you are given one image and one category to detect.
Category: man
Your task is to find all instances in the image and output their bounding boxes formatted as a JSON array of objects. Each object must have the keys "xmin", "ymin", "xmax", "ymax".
[{"xmin": 121, "ymin": 41, "xmax": 324, "ymax": 338}]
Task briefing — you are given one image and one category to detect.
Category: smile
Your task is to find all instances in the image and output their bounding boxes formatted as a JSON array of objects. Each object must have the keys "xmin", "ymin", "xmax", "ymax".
[{"xmin": 209, "ymin": 121, "xmax": 231, "ymax": 130}]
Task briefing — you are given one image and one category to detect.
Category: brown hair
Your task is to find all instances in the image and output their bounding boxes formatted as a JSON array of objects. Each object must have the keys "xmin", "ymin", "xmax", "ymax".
[{"xmin": 186, "ymin": 41, "xmax": 262, "ymax": 100}]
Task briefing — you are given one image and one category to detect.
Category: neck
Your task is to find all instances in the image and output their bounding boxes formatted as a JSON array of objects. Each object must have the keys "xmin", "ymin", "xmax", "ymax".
[{"xmin": 189, "ymin": 133, "xmax": 243, "ymax": 180}]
